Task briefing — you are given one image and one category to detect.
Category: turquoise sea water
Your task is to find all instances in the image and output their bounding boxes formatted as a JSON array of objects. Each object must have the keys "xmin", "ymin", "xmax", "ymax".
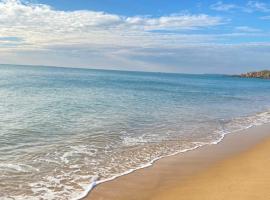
[{"xmin": 1, "ymin": 65, "xmax": 270, "ymax": 199}]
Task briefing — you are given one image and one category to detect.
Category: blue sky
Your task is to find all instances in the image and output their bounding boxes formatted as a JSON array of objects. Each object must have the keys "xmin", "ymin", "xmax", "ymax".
[{"xmin": 0, "ymin": 0, "xmax": 270, "ymax": 73}]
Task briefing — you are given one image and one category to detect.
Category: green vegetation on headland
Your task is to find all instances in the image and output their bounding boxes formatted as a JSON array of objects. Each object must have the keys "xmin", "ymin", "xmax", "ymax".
[{"xmin": 238, "ymin": 70, "xmax": 270, "ymax": 79}]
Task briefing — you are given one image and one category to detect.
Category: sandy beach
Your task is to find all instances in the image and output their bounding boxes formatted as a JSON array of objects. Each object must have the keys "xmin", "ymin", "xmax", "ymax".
[
  {"xmin": 86, "ymin": 123, "xmax": 270, "ymax": 200},
  {"xmin": 154, "ymin": 135, "xmax": 270, "ymax": 200}
]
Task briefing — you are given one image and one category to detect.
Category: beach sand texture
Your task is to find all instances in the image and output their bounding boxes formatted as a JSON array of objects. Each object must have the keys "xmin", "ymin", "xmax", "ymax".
[
  {"xmin": 87, "ymin": 124, "xmax": 270, "ymax": 200},
  {"xmin": 154, "ymin": 136, "xmax": 270, "ymax": 200}
]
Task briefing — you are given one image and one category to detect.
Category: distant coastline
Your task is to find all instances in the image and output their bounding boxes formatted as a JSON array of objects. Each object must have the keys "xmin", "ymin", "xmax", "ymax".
[{"xmin": 236, "ymin": 70, "xmax": 270, "ymax": 79}]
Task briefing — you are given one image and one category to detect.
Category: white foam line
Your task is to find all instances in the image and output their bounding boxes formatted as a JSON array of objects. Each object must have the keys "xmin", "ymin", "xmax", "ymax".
[
  {"xmin": 74, "ymin": 111, "xmax": 270, "ymax": 200},
  {"xmin": 75, "ymin": 144, "xmax": 203, "ymax": 200}
]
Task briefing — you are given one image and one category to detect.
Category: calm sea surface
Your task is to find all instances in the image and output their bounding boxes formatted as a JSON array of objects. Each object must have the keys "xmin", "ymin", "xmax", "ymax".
[{"xmin": 1, "ymin": 65, "xmax": 270, "ymax": 199}]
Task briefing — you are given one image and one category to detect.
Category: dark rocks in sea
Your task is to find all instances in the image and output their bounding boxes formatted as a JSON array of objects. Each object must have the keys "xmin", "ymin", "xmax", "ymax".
[{"xmin": 238, "ymin": 70, "xmax": 270, "ymax": 79}]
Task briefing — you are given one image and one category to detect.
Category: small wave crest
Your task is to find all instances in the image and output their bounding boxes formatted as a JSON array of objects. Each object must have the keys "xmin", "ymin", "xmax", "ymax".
[{"xmin": 0, "ymin": 163, "xmax": 39, "ymax": 173}]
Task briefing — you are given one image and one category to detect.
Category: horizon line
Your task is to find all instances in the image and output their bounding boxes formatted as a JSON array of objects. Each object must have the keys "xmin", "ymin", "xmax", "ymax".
[{"xmin": 0, "ymin": 63, "xmax": 243, "ymax": 76}]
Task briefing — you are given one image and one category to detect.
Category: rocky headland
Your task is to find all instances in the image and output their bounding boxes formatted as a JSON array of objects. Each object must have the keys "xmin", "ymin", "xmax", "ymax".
[{"xmin": 238, "ymin": 70, "xmax": 270, "ymax": 79}]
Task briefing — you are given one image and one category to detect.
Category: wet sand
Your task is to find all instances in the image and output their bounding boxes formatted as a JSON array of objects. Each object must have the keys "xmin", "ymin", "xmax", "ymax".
[{"xmin": 85, "ymin": 123, "xmax": 270, "ymax": 200}]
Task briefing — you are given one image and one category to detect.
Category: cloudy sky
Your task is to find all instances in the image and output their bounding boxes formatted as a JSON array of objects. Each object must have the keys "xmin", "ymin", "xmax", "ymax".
[{"xmin": 0, "ymin": 0, "xmax": 270, "ymax": 73}]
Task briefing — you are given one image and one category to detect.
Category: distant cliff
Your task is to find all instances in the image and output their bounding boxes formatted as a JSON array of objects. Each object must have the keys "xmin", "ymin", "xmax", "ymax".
[{"xmin": 239, "ymin": 70, "xmax": 270, "ymax": 79}]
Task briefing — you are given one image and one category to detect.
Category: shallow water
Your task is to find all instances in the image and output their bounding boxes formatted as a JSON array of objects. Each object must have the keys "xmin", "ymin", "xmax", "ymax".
[{"xmin": 1, "ymin": 65, "xmax": 270, "ymax": 200}]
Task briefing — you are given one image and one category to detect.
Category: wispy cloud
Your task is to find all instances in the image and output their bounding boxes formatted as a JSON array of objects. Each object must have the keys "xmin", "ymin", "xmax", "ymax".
[
  {"xmin": 210, "ymin": 1, "xmax": 238, "ymax": 11},
  {"xmin": 260, "ymin": 15, "xmax": 270, "ymax": 20},
  {"xmin": 234, "ymin": 26, "xmax": 262, "ymax": 33},
  {"xmin": 246, "ymin": 1, "xmax": 270, "ymax": 12},
  {"xmin": 2, "ymin": 43, "xmax": 269, "ymax": 73},
  {"xmin": 126, "ymin": 14, "xmax": 223, "ymax": 31},
  {"xmin": 211, "ymin": 1, "xmax": 270, "ymax": 13}
]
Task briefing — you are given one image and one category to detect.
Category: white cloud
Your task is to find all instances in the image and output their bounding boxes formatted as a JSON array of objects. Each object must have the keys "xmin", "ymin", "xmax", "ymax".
[
  {"xmin": 126, "ymin": 14, "xmax": 223, "ymax": 30},
  {"xmin": 247, "ymin": 1, "xmax": 270, "ymax": 12},
  {"xmin": 211, "ymin": 1, "xmax": 270, "ymax": 13},
  {"xmin": 234, "ymin": 26, "xmax": 261, "ymax": 32},
  {"xmin": 210, "ymin": 1, "xmax": 238, "ymax": 11},
  {"xmin": 0, "ymin": 0, "xmax": 223, "ymax": 52}
]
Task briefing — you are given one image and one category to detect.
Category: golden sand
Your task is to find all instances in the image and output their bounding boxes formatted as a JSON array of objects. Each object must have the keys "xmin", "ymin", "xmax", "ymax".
[
  {"xmin": 154, "ymin": 138, "xmax": 270, "ymax": 200},
  {"xmin": 86, "ymin": 124, "xmax": 270, "ymax": 200}
]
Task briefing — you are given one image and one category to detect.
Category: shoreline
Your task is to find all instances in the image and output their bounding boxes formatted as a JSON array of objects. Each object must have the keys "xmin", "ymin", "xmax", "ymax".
[{"xmin": 85, "ymin": 123, "xmax": 270, "ymax": 200}]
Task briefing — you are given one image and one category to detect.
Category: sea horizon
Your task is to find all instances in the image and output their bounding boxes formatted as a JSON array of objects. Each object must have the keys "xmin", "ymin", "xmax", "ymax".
[{"xmin": 0, "ymin": 63, "xmax": 242, "ymax": 76}]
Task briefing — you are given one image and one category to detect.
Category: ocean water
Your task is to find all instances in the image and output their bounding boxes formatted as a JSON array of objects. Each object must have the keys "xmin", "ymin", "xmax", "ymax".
[{"xmin": 1, "ymin": 65, "xmax": 270, "ymax": 200}]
